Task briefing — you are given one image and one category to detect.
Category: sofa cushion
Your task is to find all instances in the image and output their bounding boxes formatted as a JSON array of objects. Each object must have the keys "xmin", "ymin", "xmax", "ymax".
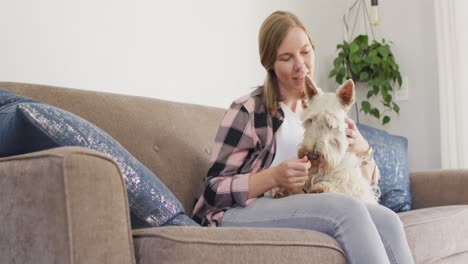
[
  {"xmin": 133, "ymin": 226, "xmax": 346, "ymax": 263},
  {"xmin": 0, "ymin": 89, "xmax": 198, "ymax": 228},
  {"xmin": 399, "ymin": 205, "xmax": 468, "ymax": 264},
  {"xmin": 358, "ymin": 123, "xmax": 411, "ymax": 212}
]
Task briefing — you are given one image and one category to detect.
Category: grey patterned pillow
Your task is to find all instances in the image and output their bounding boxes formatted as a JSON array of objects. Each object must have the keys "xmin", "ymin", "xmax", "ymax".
[
  {"xmin": 0, "ymin": 90, "xmax": 198, "ymax": 228},
  {"xmin": 358, "ymin": 123, "xmax": 411, "ymax": 212}
]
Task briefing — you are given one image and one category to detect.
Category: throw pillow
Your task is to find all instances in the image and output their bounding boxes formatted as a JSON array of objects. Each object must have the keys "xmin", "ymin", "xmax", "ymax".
[
  {"xmin": 0, "ymin": 89, "xmax": 198, "ymax": 228},
  {"xmin": 0, "ymin": 90, "xmax": 59, "ymax": 156},
  {"xmin": 357, "ymin": 123, "xmax": 411, "ymax": 212}
]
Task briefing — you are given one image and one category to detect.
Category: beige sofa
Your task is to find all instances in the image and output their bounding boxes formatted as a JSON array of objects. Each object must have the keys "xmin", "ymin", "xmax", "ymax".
[{"xmin": 1, "ymin": 82, "xmax": 468, "ymax": 264}]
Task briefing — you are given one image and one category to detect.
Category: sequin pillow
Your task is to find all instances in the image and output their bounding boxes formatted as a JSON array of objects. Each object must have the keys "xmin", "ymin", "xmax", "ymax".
[
  {"xmin": 0, "ymin": 90, "xmax": 198, "ymax": 228},
  {"xmin": 357, "ymin": 123, "xmax": 411, "ymax": 212}
]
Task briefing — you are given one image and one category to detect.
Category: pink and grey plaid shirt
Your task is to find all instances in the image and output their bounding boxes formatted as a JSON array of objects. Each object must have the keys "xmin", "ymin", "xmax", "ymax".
[
  {"xmin": 191, "ymin": 86, "xmax": 380, "ymax": 226},
  {"xmin": 192, "ymin": 87, "xmax": 284, "ymax": 226}
]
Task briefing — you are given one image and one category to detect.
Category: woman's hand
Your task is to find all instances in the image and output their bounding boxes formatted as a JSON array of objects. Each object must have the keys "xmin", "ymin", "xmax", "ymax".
[
  {"xmin": 345, "ymin": 116, "xmax": 376, "ymax": 183},
  {"xmin": 271, "ymin": 156, "xmax": 311, "ymax": 188},
  {"xmin": 345, "ymin": 116, "xmax": 370, "ymax": 157}
]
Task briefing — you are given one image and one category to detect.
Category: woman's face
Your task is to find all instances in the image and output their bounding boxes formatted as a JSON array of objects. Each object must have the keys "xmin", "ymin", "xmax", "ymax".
[{"xmin": 273, "ymin": 26, "xmax": 315, "ymax": 99}]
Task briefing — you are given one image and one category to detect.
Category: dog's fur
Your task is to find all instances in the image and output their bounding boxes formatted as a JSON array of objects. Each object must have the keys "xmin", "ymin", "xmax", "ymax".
[{"xmin": 273, "ymin": 76, "xmax": 379, "ymax": 203}]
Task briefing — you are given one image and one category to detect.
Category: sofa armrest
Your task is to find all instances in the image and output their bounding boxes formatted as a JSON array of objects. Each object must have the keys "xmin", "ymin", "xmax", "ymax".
[
  {"xmin": 411, "ymin": 169, "xmax": 468, "ymax": 209},
  {"xmin": 0, "ymin": 147, "xmax": 135, "ymax": 264}
]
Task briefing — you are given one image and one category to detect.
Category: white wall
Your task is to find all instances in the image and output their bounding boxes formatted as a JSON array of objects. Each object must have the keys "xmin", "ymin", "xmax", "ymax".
[
  {"xmin": 1, "ymin": 0, "xmax": 301, "ymax": 108},
  {"xmin": 0, "ymin": 0, "xmax": 440, "ymax": 171}
]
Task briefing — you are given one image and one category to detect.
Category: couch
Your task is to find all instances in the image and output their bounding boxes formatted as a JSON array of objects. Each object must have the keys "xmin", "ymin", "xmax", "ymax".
[{"xmin": 1, "ymin": 82, "xmax": 468, "ymax": 264}]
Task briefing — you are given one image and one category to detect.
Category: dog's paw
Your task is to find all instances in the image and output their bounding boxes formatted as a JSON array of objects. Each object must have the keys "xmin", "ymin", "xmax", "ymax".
[
  {"xmin": 273, "ymin": 189, "xmax": 289, "ymax": 198},
  {"xmin": 309, "ymin": 185, "xmax": 328, "ymax": 193},
  {"xmin": 290, "ymin": 186, "xmax": 306, "ymax": 195},
  {"xmin": 273, "ymin": 187, "xmax": 304, "ymax": 198}
]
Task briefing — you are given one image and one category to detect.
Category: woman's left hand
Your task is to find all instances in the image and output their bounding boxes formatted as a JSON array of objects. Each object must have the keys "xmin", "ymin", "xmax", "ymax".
[{"xmin": 345, "ymin": 116, "xmax": 369, "ymax": 157}]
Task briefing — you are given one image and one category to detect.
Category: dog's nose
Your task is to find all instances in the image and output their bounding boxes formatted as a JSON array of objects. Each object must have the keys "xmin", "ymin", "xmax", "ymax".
[{"xmin": 308, "ymin": 152, "xmax": 320, "ymax": 161}]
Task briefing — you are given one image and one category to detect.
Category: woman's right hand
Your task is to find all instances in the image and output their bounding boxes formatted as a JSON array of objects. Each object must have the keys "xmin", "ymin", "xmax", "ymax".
[{"xmin": 271, "ymin": 156, "xmax": 311, "ymax": 188}]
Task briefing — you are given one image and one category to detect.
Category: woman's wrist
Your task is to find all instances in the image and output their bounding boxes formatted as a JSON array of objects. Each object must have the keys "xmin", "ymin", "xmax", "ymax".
[
  {"xmin": 268, "ymin": 166, "xmax": 280, "ymax": 187},
  {"xmin": 359, "ymin": 146, "xmax": 374, "ymax": 166},
  {"xmin": 356, "ymin": 142, "xmax": 371, "ymax": 158},
  {"xmin": 360, "ymin": 158, "xmax": 376, "ymax": 183},
  {"xmin": 248, "ymin": 167, "xmax": 279, "ymax": 199}
]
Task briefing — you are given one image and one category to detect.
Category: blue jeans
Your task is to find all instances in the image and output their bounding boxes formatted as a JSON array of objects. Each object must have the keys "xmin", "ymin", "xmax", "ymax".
[{"xmin": 220, "ymin": 193, "xmax": 414, "ymax": 264}]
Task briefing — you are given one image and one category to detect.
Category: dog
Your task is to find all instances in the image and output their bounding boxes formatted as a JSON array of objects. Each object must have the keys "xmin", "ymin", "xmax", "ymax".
[{"xmin": 273, "ymin": 77, "xmax": 379, "ymax": 203}]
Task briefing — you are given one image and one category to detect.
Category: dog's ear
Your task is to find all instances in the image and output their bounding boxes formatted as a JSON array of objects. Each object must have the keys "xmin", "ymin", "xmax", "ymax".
[
  {"xmin": 336, "ymin": 79, "xmax": 355, "ymax": 111},
  {"xmin": 304, "ymin": 74, "xmax": 323, "ymax": 100}
]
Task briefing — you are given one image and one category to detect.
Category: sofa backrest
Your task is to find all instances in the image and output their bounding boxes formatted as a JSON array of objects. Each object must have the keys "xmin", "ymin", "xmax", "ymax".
[{"xmin": 0, "ymin": 82, "xmax": 225, "ymax": 215}]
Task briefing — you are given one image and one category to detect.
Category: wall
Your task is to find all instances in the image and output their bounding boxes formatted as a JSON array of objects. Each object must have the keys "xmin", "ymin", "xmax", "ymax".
[
  {"xmin": 0, "ymin": 0, "xmax": 300, "ymax": 108},
  {"xmin": 0, "ymin": 0, "xmax": 440, "ymax": 171}
]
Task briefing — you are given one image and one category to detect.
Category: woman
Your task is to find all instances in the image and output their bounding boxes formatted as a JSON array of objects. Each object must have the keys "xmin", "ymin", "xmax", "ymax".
[{"xmin": 192, "ymin": 10, "xmax": 414, "ymax": 264}]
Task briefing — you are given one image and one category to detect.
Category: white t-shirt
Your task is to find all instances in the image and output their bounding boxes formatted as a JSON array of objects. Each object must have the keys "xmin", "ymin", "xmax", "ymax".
[{"xmin": 270, "ymin": 102, "xmax": 305, "ymax": 168}]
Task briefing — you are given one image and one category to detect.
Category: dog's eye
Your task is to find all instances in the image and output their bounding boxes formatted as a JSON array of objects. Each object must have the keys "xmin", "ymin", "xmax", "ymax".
[{"xmin": 306, "ymin": 119, "xmax": 313, "ymax": 124}]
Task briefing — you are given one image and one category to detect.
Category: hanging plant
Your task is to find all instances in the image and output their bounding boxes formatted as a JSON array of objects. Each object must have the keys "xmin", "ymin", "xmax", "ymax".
[{"xmin": 329, "ymin": 34, "xmax": 403, "ymax": 125}]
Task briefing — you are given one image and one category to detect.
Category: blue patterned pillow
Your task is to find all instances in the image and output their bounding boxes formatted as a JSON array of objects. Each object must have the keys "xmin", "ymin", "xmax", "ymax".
[
  {"xmin": 357, "ymin": 123, "xmax": 411, "ymax": 212},
  {"xmin": 0, "ymin": 90, "xmax": 198, "ymax": 228}
]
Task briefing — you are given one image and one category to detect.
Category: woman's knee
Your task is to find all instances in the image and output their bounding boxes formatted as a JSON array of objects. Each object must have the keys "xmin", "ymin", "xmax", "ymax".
[
  {"xmin": 324, "ymin": 193, "xmax": 367, "ymax": 210},
  {"xmin": 367, "ymin": 204, "xmax": 404, "ymax": 230},
  {"xmin": 315, "ymin": 193, "xmax": 370, "ymax": 220},
  {"xmin": 277, "ymin": 193, "xmax": 373, "ymax": 225}
]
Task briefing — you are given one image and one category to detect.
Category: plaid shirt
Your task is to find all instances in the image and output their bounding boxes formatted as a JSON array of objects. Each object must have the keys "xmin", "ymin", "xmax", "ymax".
[
  {"xmin": 192, "ymin": 87, "xmax": 284, "ymax": 226},
  {"xmin": 191, "ymin": 87, "xmax": 380, "ymax": 226}
]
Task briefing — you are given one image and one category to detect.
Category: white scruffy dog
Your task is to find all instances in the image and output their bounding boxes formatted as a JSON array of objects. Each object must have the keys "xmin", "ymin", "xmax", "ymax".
[{"xmin": 274, "ymin": 76, "xmax": 379, "ymax": 203}]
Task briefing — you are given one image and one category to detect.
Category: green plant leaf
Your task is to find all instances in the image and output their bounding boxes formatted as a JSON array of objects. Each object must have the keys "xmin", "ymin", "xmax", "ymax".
[
  {"xmin": 377, "ymin": 46, "xmax": 389, "ymax": 58},
  {"xmin": 328, "ymin": 69, "xmax": 337, "ymax": 78},
  {"xmin": 383, "ymin": 116, "xmax": 390, "ymax": 125},
  {"xmin": 361, "ymin": 101, "xmax": 371, "ymax": 113},
  {"xmin": 370, "ymin": 108, "xmax": 381, "ymax": 118},
  {"xmin": 384, "ymin": 93, "xmax": 393, "ymax": 104},
  {"xmin": 367, "ymin": 90, "xmax": 374, "ymax": 99},
  {"xmin": 368, "ymin": 56, "xmax": 381, "ymax": 64},
  {"xmin": 381, "ymin": 85, "xmax": 389, "ymax": 98},
  {"xmin": 359, "ymin": 72, "xmax": 369, "ymax": 80},
  {"xmin": 393, "ymin": 103, "xmax": 400, "ymax": 114},
  {"xmin": 397, "ymin": 73, "xmax": 403, "ymax": 87},
  {"xmin": 350, "ymin": 43, "xmax": 359, "ymax": 54},
  {"xmin": 349, "ymin": 53, "xmax": 362, "ymax": 64},
  {"xmin": 334, "ymin": 57, "xmax": 344, "ymax": 68},
  {"xmin": 354, "ymin": 35, "xmax": 369, "ymax": 49},
  {"xmin": 373, "ymin": 85, "xmax": 379, "ymax": 95},
  {"xmin": 350, "ymin": 63, "xmax": 361, "ymax": 74},
  {"xmin": 336, "ymin": 70, "xmax": 345, "ymax": 84}
]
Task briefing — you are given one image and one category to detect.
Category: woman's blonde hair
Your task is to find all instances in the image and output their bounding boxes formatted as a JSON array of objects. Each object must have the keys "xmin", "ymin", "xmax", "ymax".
[{"xmin": 258, "ymin": 11, "xmax": 315, "ymax": 114}]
